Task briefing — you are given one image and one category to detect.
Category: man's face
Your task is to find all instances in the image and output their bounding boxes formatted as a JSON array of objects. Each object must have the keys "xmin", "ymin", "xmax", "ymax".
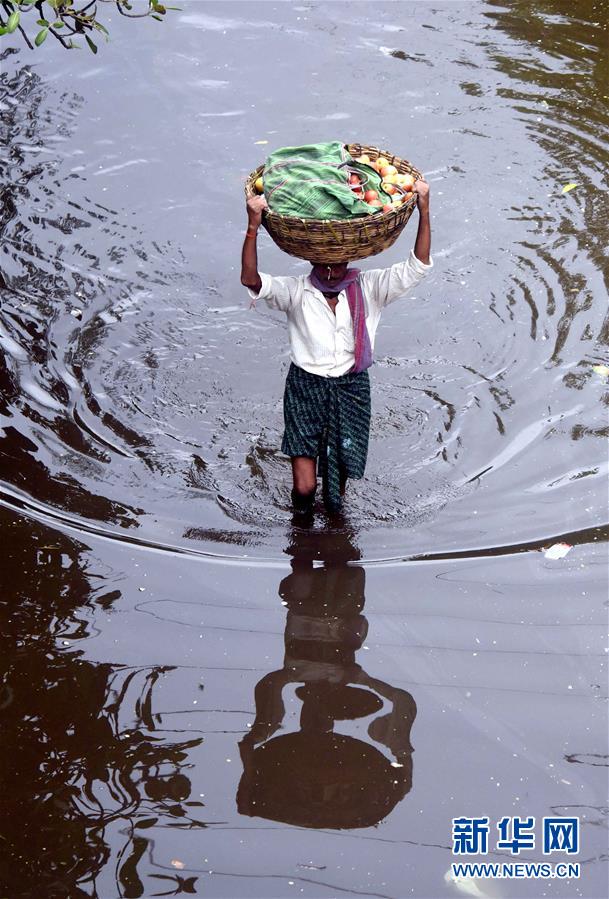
[{"xmin": 313, "ymin": 262, "xmax": 349, "ymax": 288}]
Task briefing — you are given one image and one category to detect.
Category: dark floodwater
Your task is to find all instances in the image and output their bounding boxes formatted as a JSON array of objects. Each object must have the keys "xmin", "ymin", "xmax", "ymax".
[{"xmin": 0, "ymin": 2, "xmax": 607, "ymax": 897}]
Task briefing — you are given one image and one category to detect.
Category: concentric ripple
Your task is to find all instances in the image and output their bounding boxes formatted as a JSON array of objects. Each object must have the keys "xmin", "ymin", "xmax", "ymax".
[{"xmin": 0, "ymin": 2, "xmax": 607, "ymax": 561}]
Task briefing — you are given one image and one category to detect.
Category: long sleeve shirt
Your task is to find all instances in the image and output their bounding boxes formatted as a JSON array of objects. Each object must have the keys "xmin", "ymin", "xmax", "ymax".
[{"xmin": 247, "ymin": 249, "xmax": 433, "ymax": 377}]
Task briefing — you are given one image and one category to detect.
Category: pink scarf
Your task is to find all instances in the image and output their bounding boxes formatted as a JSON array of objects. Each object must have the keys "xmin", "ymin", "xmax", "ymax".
[{"xmin": 308, "ymin": 268, "xmax": 373, "ymax": 373}]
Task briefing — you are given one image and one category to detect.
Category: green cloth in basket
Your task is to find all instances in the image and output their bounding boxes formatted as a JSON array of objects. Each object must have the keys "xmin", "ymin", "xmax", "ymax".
[{"xmin": 263, "ymin": 141, "xmax": 389, "ymax": 220}]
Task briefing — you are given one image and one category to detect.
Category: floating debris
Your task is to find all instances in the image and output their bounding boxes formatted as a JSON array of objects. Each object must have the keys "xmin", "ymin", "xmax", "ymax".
[
  {"xmin": 591, "ymin": 364, "xmax": 609, "ymax": 378},
  {"xmin": 379, "ymin": 46, "xmax": 409, "ymax": 60},
  {"xmin": 544, "ymin": 542, "xmax": 572, "ymax": 560},
  {"xmin": 561, "ymin": 182, "xmax": 578, "ymax": 193},
  {"xmin": 171, "ymin": 859, "xmax": 185, "ymax": 869},
  {"xmin": 444, "ymin": 869, "xmax": 492, "ymax": 897}
]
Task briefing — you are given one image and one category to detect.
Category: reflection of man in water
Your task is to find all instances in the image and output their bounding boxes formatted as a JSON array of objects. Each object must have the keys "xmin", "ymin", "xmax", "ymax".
[
  {"xmin": 237, "ymin": 529, "xmax": 417, "ymax": 829},
  {"xmin": 240, "ymin": 183, "xmax": 432, "ymax": 516}
]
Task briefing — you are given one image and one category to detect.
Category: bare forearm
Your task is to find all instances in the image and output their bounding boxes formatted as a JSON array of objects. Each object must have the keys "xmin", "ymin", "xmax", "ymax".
[
  {"xmin": 414, "ymin": 205, "xmax": 431, "ymax": 265},
  {"xmin": 241, "ymin": 196, "xmax": 268, "ymax": 293},
  {"xmin": 241, "ymin": 221, "xmax": 262, "ymax": 293}
]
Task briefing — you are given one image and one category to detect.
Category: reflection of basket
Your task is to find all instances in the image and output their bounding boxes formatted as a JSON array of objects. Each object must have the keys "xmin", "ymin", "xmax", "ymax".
[{"xmin": 244, "ymin": 143, "xmax": 421, "ymax": 264}]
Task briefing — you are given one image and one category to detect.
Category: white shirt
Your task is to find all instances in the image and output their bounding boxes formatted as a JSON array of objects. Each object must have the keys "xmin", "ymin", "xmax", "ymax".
[{"xmin": 247, "ymin": 249, "xmax": 433, "ymax": 377}]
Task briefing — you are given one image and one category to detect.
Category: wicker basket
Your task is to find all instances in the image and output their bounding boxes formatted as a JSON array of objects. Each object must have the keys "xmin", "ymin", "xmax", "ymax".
[{"xmin": 244, "ymin": 143, "xmax": 421, "ymax": 264}]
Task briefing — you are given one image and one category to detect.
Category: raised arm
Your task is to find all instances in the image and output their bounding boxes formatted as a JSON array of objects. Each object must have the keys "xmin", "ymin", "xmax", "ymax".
[
  {"xmin": 413, "ymin": 178, "xmax": 431, "ymax": 265},
  {"xmin": 240, "ymin": 195, "xmax": 268, "ymax": 294},
  {"xmin": 360, "ymin": 178, "xmax": 433, "ymax": 307},
  {"xmin": 240, "ymin": 196, "xmax": 300, "ymax": 312}
]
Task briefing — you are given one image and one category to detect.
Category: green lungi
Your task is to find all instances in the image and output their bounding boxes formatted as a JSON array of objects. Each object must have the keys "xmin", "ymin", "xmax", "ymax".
[{"xmin": 281, "ymin": 363, "xmax": 371, "ymax": 512}]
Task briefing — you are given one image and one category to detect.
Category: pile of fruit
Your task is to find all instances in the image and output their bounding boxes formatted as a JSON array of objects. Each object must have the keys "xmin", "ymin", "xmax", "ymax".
[{"xmin": 348, "ymin": 153, "xmax": 417, "ymax": 214}]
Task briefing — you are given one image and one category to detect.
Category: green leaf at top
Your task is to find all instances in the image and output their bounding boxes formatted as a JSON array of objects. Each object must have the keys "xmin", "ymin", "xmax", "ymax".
[
  {"xmin": 85, "ymin": 34, "xmax": 97, "ymax": 54},
  {"xmin": 7, "ymin": 11, "xmax": 20, "ymax": 32},
  {"xmin": 34, "ymin": 27, "xmax": 48, "ymax": 46},
  {"xmin": 93, "ymin": 21, "xmax": 110, "ymax": 36}
]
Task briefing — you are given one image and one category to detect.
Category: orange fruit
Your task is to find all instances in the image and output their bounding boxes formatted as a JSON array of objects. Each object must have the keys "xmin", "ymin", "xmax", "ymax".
[
  {"xmin": 380, "ymin": 164, "xmax": 398, "ymax": 178},
  {"xmin": 398, "ymin": 174, "xmax": 415, "ymax": 190}
]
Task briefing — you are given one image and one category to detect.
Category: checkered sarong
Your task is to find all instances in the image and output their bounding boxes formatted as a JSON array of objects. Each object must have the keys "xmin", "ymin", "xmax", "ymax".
[{"xmin": 281, "ymin": 363, "xmax": 371, "ymax": 512}]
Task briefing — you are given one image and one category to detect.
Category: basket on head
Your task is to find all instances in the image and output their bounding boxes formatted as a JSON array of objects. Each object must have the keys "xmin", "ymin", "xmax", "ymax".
[{"xmin": 244, "ymin": 143, "xmax": 422, "ymax": 264}]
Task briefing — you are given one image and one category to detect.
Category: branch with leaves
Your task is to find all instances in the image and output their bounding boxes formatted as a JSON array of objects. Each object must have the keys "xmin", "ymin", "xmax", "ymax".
[{"xmin": 0, "ymin": 0, "xmax": 180, "ymax": 52}]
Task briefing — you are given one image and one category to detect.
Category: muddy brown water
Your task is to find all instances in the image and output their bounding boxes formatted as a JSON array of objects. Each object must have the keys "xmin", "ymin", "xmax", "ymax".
[{"xmin": 0, "ymin": 2, "xmax": 607, "ymax": 897}]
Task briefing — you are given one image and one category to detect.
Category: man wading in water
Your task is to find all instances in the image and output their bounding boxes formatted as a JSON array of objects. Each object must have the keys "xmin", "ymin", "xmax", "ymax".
[{"xmin": 240, "ymin": 180, "xmax": 432, "ymax": 517}]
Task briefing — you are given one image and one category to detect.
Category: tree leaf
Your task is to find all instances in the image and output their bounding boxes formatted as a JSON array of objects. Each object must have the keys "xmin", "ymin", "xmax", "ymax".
[
  {"xmin": 52, "ymin": 21, "xmax": 64, "ymax": 28},
  {"xmin": 93, "ymin": 21, "xmax": 110, "ymax": 37},
  {"xmin": 0, "ymin": 26, "xmax": 7, "ymax": 36},
  {"xmin": 134, "ymin": 817, "xmax": 159, "ymax": 829},
  {"xmin": 85, "ymin": 33, "xmax": 97, "ymax": 54},
  {"xmin": 561, "ymin": 182, "xmax": 577, "ymax": 194},
  {"xmin": 34, "ymin": 27, "xmax": 48, "ymax": 45},
  {"xmin": 151, "ymin": 13, "xmax": 164, "ymax": 20},
  {"xmin": 7, "ymin": 11, "xmax": 20, "ymax": 33},
  {"xmin": 36, "ymin": 19, "xmax": 50, "ymax": 26}
]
